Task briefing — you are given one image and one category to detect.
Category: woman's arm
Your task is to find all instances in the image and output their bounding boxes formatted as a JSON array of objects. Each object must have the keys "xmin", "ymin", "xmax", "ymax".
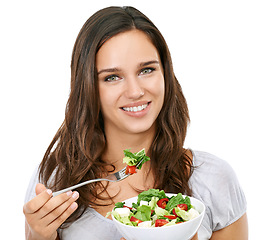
[
  {"xmin": 210, "ymin": 213, "xmax": 248, "ymax": 240},
  {"xmin": 191, "ymin": 233, "xmax": 198, "ymax": 240}
]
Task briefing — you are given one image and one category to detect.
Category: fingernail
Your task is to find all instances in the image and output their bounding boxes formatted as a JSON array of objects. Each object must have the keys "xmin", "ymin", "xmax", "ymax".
[
  {"xmin": 70, "ymin": 202, "xmax": 77, "ymax": 210},
  {"xmin": 66, "ymin": 191, "xmax": 72, "ymax": 196},
  {"xmin": 72, "ymin": 191, "xmax": 79, "ymax": 199},
  {"xmin": 47, "ymin": 189, "xmax": 52, "ymax": 195}
]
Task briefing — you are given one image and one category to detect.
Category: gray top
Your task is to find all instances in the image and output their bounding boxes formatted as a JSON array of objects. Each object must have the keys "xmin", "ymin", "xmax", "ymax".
[{"xmin": 25, "ymin": 150, "xmax": 247, "ymax": 240}]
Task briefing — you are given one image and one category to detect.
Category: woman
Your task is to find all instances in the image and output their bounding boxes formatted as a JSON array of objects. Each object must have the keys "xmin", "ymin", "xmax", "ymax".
[{"xmin": 23, "ymin": 6, "xmax": 248, "ymax": 240}]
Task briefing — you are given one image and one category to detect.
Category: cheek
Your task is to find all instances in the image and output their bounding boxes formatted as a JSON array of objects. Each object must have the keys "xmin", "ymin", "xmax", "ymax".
[
  {"xmin": 157, "ymin": 78, "xmax": 165, "ymax": 108},
  {"xmin": 99, "ymin": 87, "xmax": 111, "ymax": 111},
  {"xmin": 99, "ymin": 86, "xmax": 121, "ymax": 111},
  {"xmin": 153, "ymin": 76, "xmax": 165, "ymax": 99}
]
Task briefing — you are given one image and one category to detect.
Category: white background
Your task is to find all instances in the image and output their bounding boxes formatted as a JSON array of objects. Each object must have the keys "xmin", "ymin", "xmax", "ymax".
[{"xmin": 1, "ymin": 0, "xmax": 271, "ymax": 239}]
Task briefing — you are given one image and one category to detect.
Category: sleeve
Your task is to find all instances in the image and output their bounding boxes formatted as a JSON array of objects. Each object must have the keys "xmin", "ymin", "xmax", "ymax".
[
  {"xmin": 24, "ymin": 164, "xmax": 40, "ymax": 203},
  {"xmin": 210, "ymin": 159, "xmax": 247, "ymax": 231}
]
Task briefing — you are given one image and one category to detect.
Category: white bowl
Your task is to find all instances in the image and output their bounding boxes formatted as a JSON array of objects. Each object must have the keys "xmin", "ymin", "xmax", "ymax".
[{"xmin": 112, "ymin": 193, "xmax": 205, "ymax": 240}]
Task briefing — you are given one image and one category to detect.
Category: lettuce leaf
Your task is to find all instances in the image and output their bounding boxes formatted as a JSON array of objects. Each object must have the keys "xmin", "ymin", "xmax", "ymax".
[
  {"xmin": 137, "ymin": 189, "xmax": 167, "ymax": 204},
  {"xmin": 112, "ymin": 211, "xmax": 134, "ymax": 226},
  {"xmin": 123, "ymin": 148, "xmax": 150, "ymax": 169},
  {"xmin": 173, "ymin": 207, "xmax": 191, "ymax": 221},
  {"xmin": 154, "ymin": 205, "xmax": 170, "ymax": 217},
  {"xmin": 165, "ymin": 193, "xmax": 192, "ymax": 211},
  {"xmin": 149, "ymin": 196, "xmax": 159, "ymax": 210},
  {"xmin": 134, "ymin": 205, "xmax": 152, "ymax": 221}
]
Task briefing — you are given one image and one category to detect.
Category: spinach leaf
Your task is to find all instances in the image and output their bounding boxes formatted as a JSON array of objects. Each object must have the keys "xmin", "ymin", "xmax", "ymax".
[{"xmin": 114, "ymin": 202, "xmax": 125, "ymax": 209}]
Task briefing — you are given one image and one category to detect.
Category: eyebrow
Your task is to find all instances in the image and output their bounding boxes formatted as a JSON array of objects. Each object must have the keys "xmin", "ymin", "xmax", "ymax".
[
  {"xmin": 97, "ymin": 60, "xmax": 160, "ymax": 75},
  {"xmin": 139, "ymin": 60, "xmax": 160, "ymax": 67}
]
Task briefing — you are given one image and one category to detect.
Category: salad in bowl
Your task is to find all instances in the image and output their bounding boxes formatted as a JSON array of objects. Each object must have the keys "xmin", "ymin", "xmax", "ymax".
[{"xmin": 107, "ymin": 189, "xmax": 205, "ymax": 240}]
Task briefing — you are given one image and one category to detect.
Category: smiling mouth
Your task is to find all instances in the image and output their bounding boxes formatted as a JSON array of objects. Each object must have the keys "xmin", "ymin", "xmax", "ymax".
[{"xmin": 121, "ymin": 102, "xmax": 150, "ymax": 112}]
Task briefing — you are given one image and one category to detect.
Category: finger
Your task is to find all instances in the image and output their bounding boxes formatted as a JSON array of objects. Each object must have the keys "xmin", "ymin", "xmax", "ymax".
[
  {"xmin": 48, "ymin": 201, "xmax": 78, "ymax": 232},
  {"xmin": 46, "ymin": 196, "xmax": 79, "ymax": 231},
  {"xmin": 38, "ymin": 191, "xmax": 78, "ymax": 219},
  {"xmin": 23, "ymin": 187, "xmax": 52, "ymax": 214},
  {"xmin": 35, "ymin": 183, "xmax": 47, "ymax": 195}
]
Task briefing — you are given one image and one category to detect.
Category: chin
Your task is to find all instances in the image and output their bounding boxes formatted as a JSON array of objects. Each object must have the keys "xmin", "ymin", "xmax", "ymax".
[{"xmin": 124, "ymin": 121, "xmax": 156, "ymax": 135}]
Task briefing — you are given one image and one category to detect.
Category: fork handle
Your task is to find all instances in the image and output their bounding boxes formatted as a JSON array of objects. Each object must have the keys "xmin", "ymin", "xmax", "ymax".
[{"xmin": 52, "ymin": 178, "xmax": 113, "ymax": 197}]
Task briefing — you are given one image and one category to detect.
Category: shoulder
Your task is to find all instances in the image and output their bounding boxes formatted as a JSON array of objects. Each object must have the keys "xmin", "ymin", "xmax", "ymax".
[
  {"xmin": 190, "ymin": 150, "xmax": 241, "ymax": 205},
  {"xmin": 190, "ymin": 150, "xmax": 247, "ymax": 232},
  {"xmin": 24, "ymin": 163, "xmax": 57, "ymax": 203},
  {"xmin": 191, "ymin": 150, "xmax": 236, "ymax": 180}
]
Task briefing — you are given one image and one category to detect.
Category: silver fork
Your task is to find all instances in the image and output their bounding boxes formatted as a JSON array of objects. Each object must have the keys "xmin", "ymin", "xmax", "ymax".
[{"xmin": 52, "ymin": 159, "xmax": 144, "ymax": 197}]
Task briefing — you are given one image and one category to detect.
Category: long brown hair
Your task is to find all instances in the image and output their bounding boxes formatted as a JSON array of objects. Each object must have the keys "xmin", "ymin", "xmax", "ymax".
[{"xmin": 39, "ymin": 6, "xmax": 192, "ymax": 224}]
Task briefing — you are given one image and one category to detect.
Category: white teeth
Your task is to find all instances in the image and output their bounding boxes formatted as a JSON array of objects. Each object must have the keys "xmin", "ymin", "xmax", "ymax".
[{"xmin": 123, "ymin": 104, "xmax": 148, "ymax": 112}]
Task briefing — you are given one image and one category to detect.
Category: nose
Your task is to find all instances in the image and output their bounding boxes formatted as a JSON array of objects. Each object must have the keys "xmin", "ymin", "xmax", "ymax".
[{"xmin": 124, "ymin": 77, "xmax": 144, "ymax": 100}]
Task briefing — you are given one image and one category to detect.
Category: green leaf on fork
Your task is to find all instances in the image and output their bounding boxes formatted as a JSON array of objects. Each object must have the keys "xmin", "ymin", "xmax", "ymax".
[{"xmin": 123, "ymin": 148, "xmax": 150, "ymax": 169}]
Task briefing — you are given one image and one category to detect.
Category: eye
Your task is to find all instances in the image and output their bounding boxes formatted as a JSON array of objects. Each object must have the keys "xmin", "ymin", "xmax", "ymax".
[
  {"xmin": 139, "ymin": 67, "xmax": 155, "ymax": 75},
  {"xmin": 104, "ymin": 75, "xmax": 121, "ymax": 82}
]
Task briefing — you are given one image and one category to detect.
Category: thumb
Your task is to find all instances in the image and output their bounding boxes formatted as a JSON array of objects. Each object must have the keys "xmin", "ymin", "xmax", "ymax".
[{"xmin": 35, "ymin": 183, "xmax": 47, "ymax": 196}]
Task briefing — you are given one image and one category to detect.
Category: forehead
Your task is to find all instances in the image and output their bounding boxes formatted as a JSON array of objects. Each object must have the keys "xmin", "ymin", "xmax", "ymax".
[{"xmin": 96, "ymin": 29, "xmax": 160, "ymax": 69}]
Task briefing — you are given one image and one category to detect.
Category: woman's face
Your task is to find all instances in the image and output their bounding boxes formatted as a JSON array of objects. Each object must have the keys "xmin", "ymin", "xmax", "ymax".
[{"xmin": 96, "ymin": 29, "xmax": 165, "ymax": 136}]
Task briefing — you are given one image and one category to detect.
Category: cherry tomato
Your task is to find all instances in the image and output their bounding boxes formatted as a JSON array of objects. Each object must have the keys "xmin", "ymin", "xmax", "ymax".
[
  {"xmin": 155, "ymin": 219, "xmax": 169, "ymax": 227},
  {"xmin": 172, "ymin": 203, "xmax": 188, "ymax": 217},
  {"xmin": 130, "ymin": 216, "xmax": 143, "ymax": 225},
  {"xmin": 177, "ymin": 204, "xmax": 188, "ymax": 211},
  {"xmin": 157, "ymin": 198, "xmax": 169, "ymax": 209},
  {"xmin": 164, "ymin": 215, "xmax": 177, "ymax": 220},
  {"xmin": 125, "ymin": 165, "xmax": 137, "ymax": 175}
]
